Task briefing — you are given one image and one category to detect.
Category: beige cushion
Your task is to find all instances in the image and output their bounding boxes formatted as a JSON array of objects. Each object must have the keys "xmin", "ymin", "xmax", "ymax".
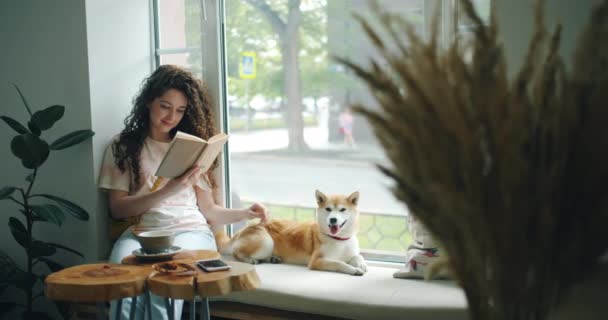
[{"xmin": 213, "ymin": 262, "xmax": 469, "ymax": 320}]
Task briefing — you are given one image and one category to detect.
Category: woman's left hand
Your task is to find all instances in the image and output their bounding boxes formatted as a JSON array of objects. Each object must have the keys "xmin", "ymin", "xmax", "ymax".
[{"xmin": 246, "ymin": 203, "xmax": 269, "ymax": 222}]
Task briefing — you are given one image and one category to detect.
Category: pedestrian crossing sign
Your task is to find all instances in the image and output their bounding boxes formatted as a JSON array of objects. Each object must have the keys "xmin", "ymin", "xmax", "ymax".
[{"xmin": 239, "ymin": 52, "xmax": 256, "ymax": 79}]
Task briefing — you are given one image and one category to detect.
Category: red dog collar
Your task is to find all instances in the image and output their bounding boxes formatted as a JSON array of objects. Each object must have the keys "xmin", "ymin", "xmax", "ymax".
[{"xmin": 326, "ymin": 234, "xmax": 350, "ymax": 241}]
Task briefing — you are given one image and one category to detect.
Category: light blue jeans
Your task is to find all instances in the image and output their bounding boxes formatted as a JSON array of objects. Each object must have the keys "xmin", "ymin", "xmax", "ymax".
[{"xmin": 108, "ymin": 227, "xmax": 217, "ymax": 320}]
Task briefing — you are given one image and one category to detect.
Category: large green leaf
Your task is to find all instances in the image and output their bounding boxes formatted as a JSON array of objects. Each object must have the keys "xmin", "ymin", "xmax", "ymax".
[
  {"xmin": 11, "ymin": 83, "xmax": 33, "ymax": 116},
  {"xmin": 31, "ymin": 105, "xmax": 64, "ymax": 131},
  {"xmin": 46, "ymin": 242, "xmax": 83, "ymax": 258},
  {"xmin": 30, "ymin": 240, "xmax": 56, "ymax": 258},
  {"xmin": 10, "ymin": 133, "xmax": 50, "ymax": 169},
  {"xmin": 8, "ymin": 217, "xmax": 26, "ymax": 233},
  {"xmin": 0, "ymin": 187, "xmax": 17, "ymax": 199},
  {"xmin": 49, "ymin": 130, "xmax": 94, "ymax": 150},
  {"xmin": 8, "ymin": 217, "xmax": 29, "ymax": 248},
  {"xmin": 33, "ymin": 194, "xmax": 89, "ymax": 221},
  {"xmin": 27, "ymin": 120, "xmax": 41, "ymax": 136},
  {"xmin": 37, "ymin": 257, "xmax": 65, "ymax": 273},
  {"xmin": 31, "ymin": 204, "xmax": 65, "ymax": 226},
  {"xmin": 0, "ymin": 116, "xmax": 29, "ymax": 134}
]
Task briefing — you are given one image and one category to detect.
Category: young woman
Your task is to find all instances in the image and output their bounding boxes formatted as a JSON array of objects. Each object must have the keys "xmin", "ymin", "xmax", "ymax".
[
  {"xmin": 338, "ymin": 107, "xmax": 356, "ymax": 148},
  {"xmin": 98, "ymin": 65, "xmax": 268, "ymax": 319}
]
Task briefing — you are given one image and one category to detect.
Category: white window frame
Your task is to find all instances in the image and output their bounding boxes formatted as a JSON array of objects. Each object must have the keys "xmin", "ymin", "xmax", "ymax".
[
  {"xmin": 151, "ymin": 0, "xmax": 488, "ymax": 262},
  {"xmin": 152, "ymin": 0, "xmax": 232, "ymax": 209}
]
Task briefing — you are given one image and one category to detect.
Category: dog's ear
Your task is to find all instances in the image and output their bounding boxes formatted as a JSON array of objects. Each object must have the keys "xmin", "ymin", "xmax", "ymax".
[
  {"xmin": 347, "ymin": 191, "xmax": 360, "ymax": 206},
  {"xmin": 315, "ymin": 190, "xmax": 327, "ymax": 205}
]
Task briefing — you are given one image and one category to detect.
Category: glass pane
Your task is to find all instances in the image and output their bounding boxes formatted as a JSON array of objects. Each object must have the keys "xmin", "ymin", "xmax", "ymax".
[
  {"xmin": 456, "ymin": 0, "xmax": 491, "ymax": 60},
  {"xmin": 157, "ymin": 0, "xmax": 202, "ymax": 73},
  {"xmin": 159, "ymin": 52, "xmax": 201, "ymax": 75},
  {"xmin": 225, "ymin": 0, "xmax": 430, "ymax": 261},
  {"xmin": 457, "ymin": 0, "xmax": 491, "ymax": 32}
]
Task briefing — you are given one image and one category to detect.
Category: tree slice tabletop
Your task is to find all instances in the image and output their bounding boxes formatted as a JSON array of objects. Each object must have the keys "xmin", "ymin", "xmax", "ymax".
[
  {"xmin": 45, "ymin": 263, "xmax": 150, "ymax": 302},
  {"xmin": 147, "ymin": 259, "xmax": 260, "ymax": 300},
  {"xmin": 195, "ymin": 260, "xmax": 260, "ymax": 298},
  {"xmin": 136, "ymin": 250, "xmax": 220, "ymax": 300},
  {"xmin": 121, "ymin": 249, "xmax": 220, "ymax": 265}
]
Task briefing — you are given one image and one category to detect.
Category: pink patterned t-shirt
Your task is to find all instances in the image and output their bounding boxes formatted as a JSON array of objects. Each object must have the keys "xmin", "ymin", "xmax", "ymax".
[{"xmin": 98, "ymin": 136, "xmax": 211, "ymax": 233}]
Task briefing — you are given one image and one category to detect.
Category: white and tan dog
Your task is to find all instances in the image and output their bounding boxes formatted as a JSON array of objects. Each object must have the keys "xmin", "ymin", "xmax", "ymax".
[{"xmin": 214, "ymin": 190, "xmax": 367, "ymax": 275}]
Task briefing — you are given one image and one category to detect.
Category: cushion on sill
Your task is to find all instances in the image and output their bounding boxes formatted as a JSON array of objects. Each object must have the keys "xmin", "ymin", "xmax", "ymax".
[{"xmin": 212, "ymin": 262, "xmax": 469, "ymax": 320}]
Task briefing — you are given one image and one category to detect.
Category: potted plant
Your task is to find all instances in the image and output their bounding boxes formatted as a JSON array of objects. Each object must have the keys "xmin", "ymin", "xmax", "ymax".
[
  {"xmin": 0, "ymin": 84, "xmax": 94, "ymax": 319},
  {"xmin": 337, "ymin": 0, "xmax": 608, "ymax": 319}
]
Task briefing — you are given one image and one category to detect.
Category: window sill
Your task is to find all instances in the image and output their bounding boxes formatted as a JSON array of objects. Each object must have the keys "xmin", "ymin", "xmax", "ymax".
[{"xmin": 212, "ymin": 260, "xmax": 469, "ymax": 320}]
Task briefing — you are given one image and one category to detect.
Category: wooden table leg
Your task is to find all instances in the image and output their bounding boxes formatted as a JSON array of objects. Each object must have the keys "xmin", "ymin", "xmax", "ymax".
[
  {"xmin": 129, "ymin": 296, "xmax": 138, "ymax": 320},
  {"xmin": 200, "ymin": 297, "xmax": 210, "ymax": 320},
  {"xmin": 97, "ymin": 302, "xmax": 105, "ymax": 320},
  {"xmin": 115, "ymin": 299, "xmax": 123, "ymax": 320},
  {"xmin": 164, "ymin": 298, "xmax": 175, "ymax": 320},
  {"xmin": 146, "ymin": 290, "xmax": 152, "ymax": 320},
  {"xmin": 190, "ymin": 299, "xmax": 196, "ymax": 320}
]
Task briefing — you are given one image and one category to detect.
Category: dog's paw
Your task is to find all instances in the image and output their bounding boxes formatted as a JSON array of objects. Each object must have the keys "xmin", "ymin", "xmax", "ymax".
[
  {"xmin": 269, "ymin": 256, "xmax": 282, "ymax": 264},
  {"xmin": 348, "ymin": 256, "xmax": 367, "ymax": 272},
  {"xmin": 244, "ymin": 258, "xmax": 260, "ymax": 264},
  {"xmin": 351, "ymin": 261, "xmax": 367, "ymax": 272},
  {"xmin": 352, "ymin": 268, "xmax": 365, "ymax": 276},
  {"xmin": 359, "ymin": 262, "xmax": 368, "ymax": 272}
]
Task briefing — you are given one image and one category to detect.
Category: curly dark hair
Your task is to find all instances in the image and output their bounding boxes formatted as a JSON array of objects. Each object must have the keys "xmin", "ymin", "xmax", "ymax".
[{"xmin": 113, "ymin": 65, "xmax": 218, "ymax": 190}]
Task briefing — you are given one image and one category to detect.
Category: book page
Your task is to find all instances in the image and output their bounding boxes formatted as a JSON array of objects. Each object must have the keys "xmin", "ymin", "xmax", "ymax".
[
  {"xmin": 175, "ymin": 131, "xmax": 206, "ymax": 143},
  {"xmin": 196, "ymin": 133, "xmax": 229, "ymax": 172},
  {"xmin": 155, "ymin": 133, "xmax": 206, "ymax": 178}
]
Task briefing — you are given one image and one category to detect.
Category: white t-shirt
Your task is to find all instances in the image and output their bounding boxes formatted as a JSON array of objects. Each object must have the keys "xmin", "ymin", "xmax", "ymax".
[{"xmin": 98, "ymin": 136, "xmax": 211, "ymax": 233}]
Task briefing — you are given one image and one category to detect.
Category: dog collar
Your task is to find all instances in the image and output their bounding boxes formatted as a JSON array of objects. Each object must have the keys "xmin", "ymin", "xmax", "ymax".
[{"xmin": 326, "ymin": 234, "xmax": 351, "ymax": 241}]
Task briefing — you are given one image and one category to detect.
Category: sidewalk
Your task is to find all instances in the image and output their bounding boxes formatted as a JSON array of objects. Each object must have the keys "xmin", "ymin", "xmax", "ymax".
[
  {"xmin": 229, "ymin": 127, "xmax": 387, "ymax": 165},
  {"xmin": 227, "ymin": 126, "xmax": 406, "ymax": 216}
]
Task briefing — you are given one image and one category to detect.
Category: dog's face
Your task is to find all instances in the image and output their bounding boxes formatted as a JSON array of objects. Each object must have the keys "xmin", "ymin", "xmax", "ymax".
[{"xmin": 315, "ymin": 190, "xmax": 360, "ymax": 237}]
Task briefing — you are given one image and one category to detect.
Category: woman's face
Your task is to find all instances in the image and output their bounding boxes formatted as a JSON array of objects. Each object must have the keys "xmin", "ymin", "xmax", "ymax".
[{"xmin": 148, "ymin": 88, "xmax": 188, "ymax": 140}]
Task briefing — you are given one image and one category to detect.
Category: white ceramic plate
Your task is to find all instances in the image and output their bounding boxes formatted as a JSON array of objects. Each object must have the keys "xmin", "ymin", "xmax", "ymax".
[{"xmin": 132, "ymin": 246, "xmax": 182, "ymax": 261}]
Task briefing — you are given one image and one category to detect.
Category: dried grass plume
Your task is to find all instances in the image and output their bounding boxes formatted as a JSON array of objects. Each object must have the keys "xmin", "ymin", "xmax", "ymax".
[{"xmin": 336, "ymin": 1, "xmax": 608, "ymax": 319}]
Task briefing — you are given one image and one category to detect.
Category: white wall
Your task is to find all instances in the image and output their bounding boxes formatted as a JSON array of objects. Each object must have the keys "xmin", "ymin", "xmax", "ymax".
[
  {"xmin": 86, "ymin": 0, "xmax": 153, "ymax": 259},
  {"xmin": 0, "ymin": 0, "xmax": 151, "ymax": 315},
  {"xmin": 0, "ymin": 1, "xmax": 94, "ymax": 317},
  {"xmin": 496, "ymin": 0, "xmax": 603, "ymax": 77},
  {"xmin": 0, "ymin": 0, "xmax": 94, "ymax": 269}
]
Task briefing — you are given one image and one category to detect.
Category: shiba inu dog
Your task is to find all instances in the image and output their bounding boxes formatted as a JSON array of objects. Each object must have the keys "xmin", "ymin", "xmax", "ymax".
[{"xmin": 214, "ymin": 190, "xmax": 368, "ymax": 275}]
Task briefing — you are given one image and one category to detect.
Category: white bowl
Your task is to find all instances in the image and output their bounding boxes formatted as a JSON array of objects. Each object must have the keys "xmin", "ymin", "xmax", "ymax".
[{"xmin": 134, "ymin": 230, "xmax": 175, "ymax": 254}]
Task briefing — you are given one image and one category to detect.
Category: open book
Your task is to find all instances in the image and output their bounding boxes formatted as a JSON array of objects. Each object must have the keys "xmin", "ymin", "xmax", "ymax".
[{"xmin": 155, "ymin": 131, "xmax": 229, "ymax": 178}]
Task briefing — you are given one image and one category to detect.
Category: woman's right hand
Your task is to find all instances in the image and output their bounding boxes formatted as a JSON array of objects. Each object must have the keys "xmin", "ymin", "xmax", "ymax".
[{"xmin": 161, "ymin": 165, "xmax": 202, "ymax": 196}]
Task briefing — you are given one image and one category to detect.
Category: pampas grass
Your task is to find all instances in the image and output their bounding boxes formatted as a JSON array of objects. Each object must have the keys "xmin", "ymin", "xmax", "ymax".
[{"xmin": 336, "ymin": 1, "xmax": 608, "ymax": 319}]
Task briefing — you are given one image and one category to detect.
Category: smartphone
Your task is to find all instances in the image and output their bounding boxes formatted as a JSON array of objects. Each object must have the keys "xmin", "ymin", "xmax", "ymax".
[{"xmin": 197, "ymin": 259, "xmax": 231, "ymax": 272}]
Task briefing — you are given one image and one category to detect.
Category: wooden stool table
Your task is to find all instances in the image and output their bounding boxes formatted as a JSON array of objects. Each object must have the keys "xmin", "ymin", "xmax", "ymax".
[
  {"xmin": 122, "ymin": 250, "xmax": 260, "ymax": 320},
  {"xmin": 45, "ymin": 263, "xmax": 150, "ymax": 320}
]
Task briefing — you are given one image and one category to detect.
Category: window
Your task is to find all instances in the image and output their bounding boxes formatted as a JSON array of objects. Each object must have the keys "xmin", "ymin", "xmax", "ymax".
[
  {"xmin": 154, "ymin": 0, "xmax": 490, "ymax": 262},
  {"xmin": 154, "ymin": 0, "xmax": 204, "ymax": 74}
]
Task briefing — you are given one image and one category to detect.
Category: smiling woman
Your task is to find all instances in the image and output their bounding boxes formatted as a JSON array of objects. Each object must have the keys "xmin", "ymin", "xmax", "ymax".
[
  {"xmin": 98, "ymin": 65, "xmax": 269, "ymax": 320},
  {"xmin": 147, "ymin": 89, "xmax": 188, "ymax": 142}
]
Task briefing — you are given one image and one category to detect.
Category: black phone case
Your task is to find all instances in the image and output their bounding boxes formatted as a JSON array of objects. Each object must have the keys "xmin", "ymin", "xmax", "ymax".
[{"xmin": 197, "ymin": 259, "xmax": 230, "ymax": 272}]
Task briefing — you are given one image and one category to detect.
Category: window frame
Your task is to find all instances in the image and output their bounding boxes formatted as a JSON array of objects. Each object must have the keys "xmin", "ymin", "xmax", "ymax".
[{"xmin": 152, "ymin": 0, "xmax": 490, "ymax": 262}]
